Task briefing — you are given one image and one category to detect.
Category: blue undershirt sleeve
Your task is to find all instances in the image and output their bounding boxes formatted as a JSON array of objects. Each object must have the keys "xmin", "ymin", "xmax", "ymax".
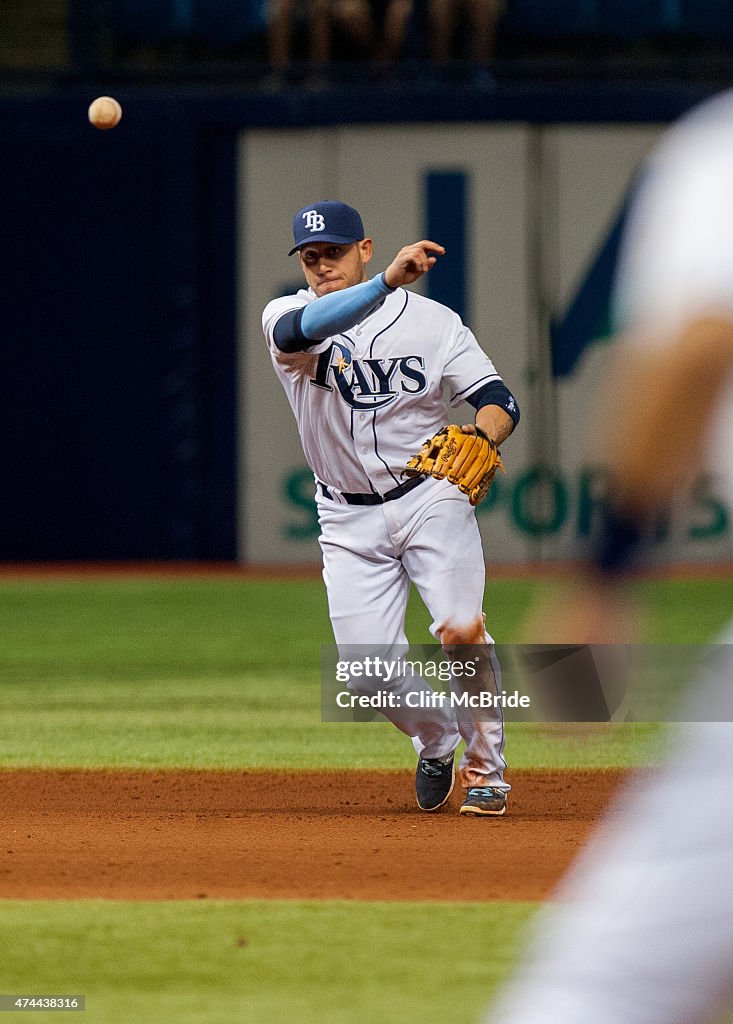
[
  {"xmin": 300, "ymin": 273, "xmax": 396, "ymax": 341},
  {"xmin": 272, "ymin": 274, "xmax": 396, "ymax": 353}
]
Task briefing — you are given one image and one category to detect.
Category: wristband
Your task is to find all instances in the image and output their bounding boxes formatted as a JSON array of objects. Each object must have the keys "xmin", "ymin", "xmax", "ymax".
[{"xmin": 591, "ymin": 504, "xmax": 643, "ymax": 578}]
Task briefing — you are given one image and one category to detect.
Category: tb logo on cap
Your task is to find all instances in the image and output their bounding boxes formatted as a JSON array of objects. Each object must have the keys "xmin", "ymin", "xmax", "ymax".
[
  {"xmin": 303, "ymin": 210, "xmax": 326, "ymax": 233},
  {"xmin": 289, "ymin": 200, "xmax": 364, "ymax": 254}
]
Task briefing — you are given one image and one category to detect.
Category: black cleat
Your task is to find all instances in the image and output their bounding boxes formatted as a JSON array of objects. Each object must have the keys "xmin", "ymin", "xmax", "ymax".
[{"xmin": 415, "ymin": 754, "xmax": 455, "ymax": 811}]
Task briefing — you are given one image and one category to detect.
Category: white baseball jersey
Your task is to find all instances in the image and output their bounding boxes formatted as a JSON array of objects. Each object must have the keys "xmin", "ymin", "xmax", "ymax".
[
  {"xmin": 262, "ymin": 286, "xmax": 502, "ymax": 496},
  {"xmin": 614, "ymin": 88, "xmax": 733, "ymax": 507}
]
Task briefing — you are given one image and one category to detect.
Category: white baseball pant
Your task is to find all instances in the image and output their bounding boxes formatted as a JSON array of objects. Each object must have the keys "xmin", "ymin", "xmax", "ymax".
[{"xmin": 317, "ymin": 475, "xmax": 508, "ymax": 790}]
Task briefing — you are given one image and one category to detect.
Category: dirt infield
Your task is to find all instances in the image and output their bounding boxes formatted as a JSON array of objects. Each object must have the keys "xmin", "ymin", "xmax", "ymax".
[{"xmin": 0, "ymin": 769, "xmax": 629, "ymax": 901}]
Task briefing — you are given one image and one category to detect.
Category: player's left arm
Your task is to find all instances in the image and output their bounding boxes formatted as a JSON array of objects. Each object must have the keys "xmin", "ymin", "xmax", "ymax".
[
  {"xmin": 473, "ymin": 404, "xmax": 516, "ymax": 446},
  {"xmin": 405, "ymin": 356, "xmax": 518, "ymax": 505},
  {"xmin": 442, "ymin": 321, "xmax": 519, "ymax": 445},
  {"xmin": 465, "ymin": 381, "xmax": 520, "ymax": 446}
]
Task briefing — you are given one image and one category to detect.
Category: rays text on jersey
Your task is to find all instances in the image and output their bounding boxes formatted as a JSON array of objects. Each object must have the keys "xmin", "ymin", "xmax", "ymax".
[{"xmin": 310, "ymin": 341, "xmax": 428, "ymax": 410}]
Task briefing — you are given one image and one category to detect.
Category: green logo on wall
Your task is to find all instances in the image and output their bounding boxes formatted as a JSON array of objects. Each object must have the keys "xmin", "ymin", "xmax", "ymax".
[{"xmin": 281, "ymin": 466, "xmax": 728, "ymax": 543}]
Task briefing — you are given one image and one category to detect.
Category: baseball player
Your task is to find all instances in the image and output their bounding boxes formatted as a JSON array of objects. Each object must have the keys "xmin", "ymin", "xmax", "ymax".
[
  {"xmin": 262, "ymin": 200, "xmax": 519, "ymax": 815},
  {"xmin": 486, "ymin": 90, "xmax": 733, "ymax": 1022}
]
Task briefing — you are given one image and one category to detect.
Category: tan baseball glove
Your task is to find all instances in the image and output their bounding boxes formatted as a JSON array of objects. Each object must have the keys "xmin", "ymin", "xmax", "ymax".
[{"xmin": 404, "ymin": 424, "xmax": 505, "ymax": 506}]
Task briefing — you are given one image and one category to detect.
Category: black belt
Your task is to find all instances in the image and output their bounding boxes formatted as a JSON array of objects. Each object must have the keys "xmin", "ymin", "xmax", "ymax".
[{"xmin": 319, "ymin": 475, "xmax": 425, "ymax": 506}]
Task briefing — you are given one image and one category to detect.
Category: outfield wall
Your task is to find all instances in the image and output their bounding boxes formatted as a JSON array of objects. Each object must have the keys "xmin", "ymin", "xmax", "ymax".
[
  {"xmin": 239, "ymin": 122, "xmax": 731, "ymax": 565},
  {"xmin": 0, "ymin": 87, "xmax": 730, "ymax": 563}
]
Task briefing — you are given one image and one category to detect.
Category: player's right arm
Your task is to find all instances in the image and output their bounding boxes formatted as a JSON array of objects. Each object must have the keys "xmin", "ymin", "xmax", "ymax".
[
  {"xmin": 271, "ymin": 274, "xmax": 396, "ymax": 352},
  {"xmin": 270, "ymin": 240, "xmax": 446, "ymax": 353}
]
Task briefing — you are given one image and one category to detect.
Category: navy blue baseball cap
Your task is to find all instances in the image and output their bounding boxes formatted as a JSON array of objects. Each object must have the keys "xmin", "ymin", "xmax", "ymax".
[{"xmin": 289, "ymin": 200, "xmax": 365, "ymax": 255}]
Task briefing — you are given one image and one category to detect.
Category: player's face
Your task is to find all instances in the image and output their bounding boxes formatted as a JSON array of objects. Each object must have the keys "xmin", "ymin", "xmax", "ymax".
[{"xmin": 298, "ymin": 239, "xmax": 373, "ymax": 296}]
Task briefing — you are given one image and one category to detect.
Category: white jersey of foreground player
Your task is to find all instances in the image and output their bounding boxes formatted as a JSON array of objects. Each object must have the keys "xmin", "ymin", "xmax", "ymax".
[
  {"xmin": 486, "ymin": 92, "xmax": 733, "ymax": 1024},
  {"xmin": 616, "ymin": 88, "xmax": 733, "ymax": 509}
]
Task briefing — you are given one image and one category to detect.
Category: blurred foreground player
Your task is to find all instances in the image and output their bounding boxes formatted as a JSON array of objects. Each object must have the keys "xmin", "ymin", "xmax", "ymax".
[{"xmin": 486, "ymin": 92, "xmax": 733, "ymax": 1023}]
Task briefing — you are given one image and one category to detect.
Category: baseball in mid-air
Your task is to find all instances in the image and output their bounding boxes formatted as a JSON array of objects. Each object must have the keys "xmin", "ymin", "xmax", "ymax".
[{"xmin": 88, "ymin": 96, "xmax": 122, "ymax": 130}]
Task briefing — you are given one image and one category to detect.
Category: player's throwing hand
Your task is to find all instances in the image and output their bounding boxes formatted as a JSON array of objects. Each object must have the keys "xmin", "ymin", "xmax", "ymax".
[{"xmin": 383, "ymin": 240, "xmax": 445, "ymax": 288}]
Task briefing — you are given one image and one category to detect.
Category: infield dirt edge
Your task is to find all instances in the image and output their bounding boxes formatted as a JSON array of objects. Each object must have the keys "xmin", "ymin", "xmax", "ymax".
[{"xmin": 0, "ymin": 768, "xmax": 627, "ymax": 902}]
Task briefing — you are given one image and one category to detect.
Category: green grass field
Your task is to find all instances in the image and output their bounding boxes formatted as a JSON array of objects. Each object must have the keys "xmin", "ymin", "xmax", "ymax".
[
  {"xmin": 0, "ymin": 900, "xmax": 536, "ymax": 1024},
  {"xmin": 0, "ymin": 575, "xmax": 730, "ymax": 1023},
  {"xmin": 0, "ymin": 577, "xmax": 728, "ymax": 770}
]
